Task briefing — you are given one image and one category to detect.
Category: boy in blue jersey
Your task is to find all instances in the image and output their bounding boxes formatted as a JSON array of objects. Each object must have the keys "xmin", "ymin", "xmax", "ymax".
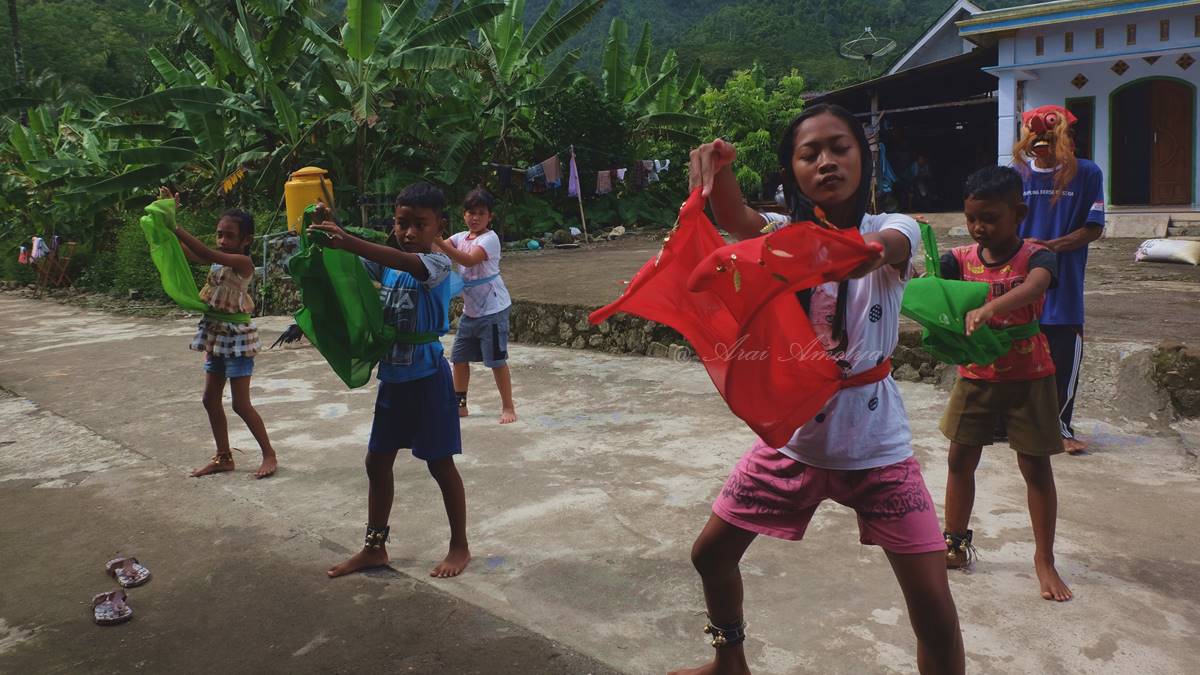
[
  {"xmin": 1013, "ymin": 105, "xmax": 1104, "ymax": 455},
  {"xmin": 310, "ymin": 183, "xmax": 470, "ymax": 579}
]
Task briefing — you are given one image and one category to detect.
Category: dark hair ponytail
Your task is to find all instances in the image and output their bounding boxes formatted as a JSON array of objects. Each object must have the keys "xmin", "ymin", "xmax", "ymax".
[
  {"xmin": 221, "ymin": 209, "xmax": 255, "ymax": 254},
  {"xmin": 776, "ymin": 103, "xmax": 873, "ymax": 229}
]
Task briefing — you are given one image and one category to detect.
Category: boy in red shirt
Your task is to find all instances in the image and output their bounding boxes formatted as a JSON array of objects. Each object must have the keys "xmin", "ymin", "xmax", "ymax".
[{"xmin": 939, "ymin": 165, "xmax": 1072, "ymax": 602}]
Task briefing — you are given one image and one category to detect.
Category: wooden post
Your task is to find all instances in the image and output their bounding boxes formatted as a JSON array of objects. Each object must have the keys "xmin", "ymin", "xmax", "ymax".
[{"xmin": 571, "ymin": 145, "xmax": 590, "ymax": 243}]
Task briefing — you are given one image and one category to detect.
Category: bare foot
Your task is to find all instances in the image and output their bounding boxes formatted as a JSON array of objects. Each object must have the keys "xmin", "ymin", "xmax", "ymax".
[
  {"xmin": 458, "ymin": 405, "xmax": 469, "ymax": 418},
  {"xmin": 430, "ymin": 545, "xmax": 471, "ymax": 578},
  {"xmin": 327, "ymin": 547, "xmax": 390, "ymax": 578},
  {"xmin": 499, "ymin": 408, "xmax": 517, "ymax": 424},
  {"xmin": 1065, "ymin": 437, "xmax": 1088, "ymax": 455},
  {"xmin": 1035, "ymin": 557, "xmax": 1073, "ymax": 602},
  {"xmin": 190, "ymin": 454, "xmax": 234, "ymax": 477},
  {"xmin": 254, "ymin": 453, "xmax": 277, "ymax": 479},
  {"xmin": 668, "ymin": 656, "xmax": 751, "ymax": 675}
]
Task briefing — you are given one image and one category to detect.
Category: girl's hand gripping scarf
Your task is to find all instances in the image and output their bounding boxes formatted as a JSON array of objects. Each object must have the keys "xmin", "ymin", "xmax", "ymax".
[
  {"xmin": 139, "ymin": 199, "xmax": 251, "ymax": 324},
  {"xmin": 898, "ymin": 222, "xmax": 1037, "ymax": 366},
  {"xmin": 287, "ymin": 228, "xmax": 397, "ymax": 389},
  {"xmin": 588, "ymin": 189, "xmax": 881, "ymax": 448}
]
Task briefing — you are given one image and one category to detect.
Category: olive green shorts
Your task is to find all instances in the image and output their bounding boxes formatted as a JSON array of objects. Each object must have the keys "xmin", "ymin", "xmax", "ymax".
[{"xmin": 939, "ymin": 376, "xmax": 1064, "ymax": 456}]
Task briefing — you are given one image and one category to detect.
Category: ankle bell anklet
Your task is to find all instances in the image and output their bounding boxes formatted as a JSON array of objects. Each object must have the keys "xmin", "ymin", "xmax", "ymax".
[
  {"xmin": 702, "ymin": 616, "xmax": 747, "ymax": 648},
  {"xmin": 944, "ymin": 529, "xmax": 977, "ymax": 566},
  {"xmin": 364, "ymin": 524, "xmax": 390, "ymax": 550},
  {"xmin": 455, "ymin": 391, "xmax": 468, "ymax": 409}
]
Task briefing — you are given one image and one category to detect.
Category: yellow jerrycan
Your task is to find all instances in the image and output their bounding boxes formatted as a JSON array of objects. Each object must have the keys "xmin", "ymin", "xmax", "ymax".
[{"xmin": 284, "ymin": 167, "xmax": 334, "ymax": 233}]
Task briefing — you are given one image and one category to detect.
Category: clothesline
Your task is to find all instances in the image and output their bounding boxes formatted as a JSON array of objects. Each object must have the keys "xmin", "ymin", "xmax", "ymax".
[
  {"xmin": 16, "ymin": 234, "xmax": 63, "ymax": 265},
  {"xmin": 484, "ymin": 146, "xmax": 672, "ymax": 198}
]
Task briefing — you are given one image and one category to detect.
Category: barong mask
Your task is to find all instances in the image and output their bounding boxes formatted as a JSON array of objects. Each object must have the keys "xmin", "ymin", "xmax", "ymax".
[{"xmin": 1013, "ymin": 104, "xmax": 1078, "ymax": 201}]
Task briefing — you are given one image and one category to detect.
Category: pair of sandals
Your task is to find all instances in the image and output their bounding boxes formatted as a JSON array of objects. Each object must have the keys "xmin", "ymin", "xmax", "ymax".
[{"xmin": 92, "ymin": 557, "xmax": 151, "ymax": 626}]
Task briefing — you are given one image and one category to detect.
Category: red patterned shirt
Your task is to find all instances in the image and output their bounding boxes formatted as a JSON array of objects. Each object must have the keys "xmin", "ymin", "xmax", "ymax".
[{"xmin": 940, "ymin": 240, "xmax": 1057, "ymax": 382}]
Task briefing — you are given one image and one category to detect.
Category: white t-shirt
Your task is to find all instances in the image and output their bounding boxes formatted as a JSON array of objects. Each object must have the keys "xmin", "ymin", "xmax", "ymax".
[
  {"xmin": 761, "ymin": 211, "xmax": 920, "ymax": 470},
  {"xmin": 448, "ymin": 229, "xmax": 512, "ymax": 318}
]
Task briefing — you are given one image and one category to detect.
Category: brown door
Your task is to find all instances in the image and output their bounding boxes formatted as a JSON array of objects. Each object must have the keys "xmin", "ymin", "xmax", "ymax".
[{"xmin": 1150, "ymin": 80, "xmax": 1194, "ymax": 205}]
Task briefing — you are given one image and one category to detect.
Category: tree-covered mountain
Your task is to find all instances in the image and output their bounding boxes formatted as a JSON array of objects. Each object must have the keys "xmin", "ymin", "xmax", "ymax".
[{"xmin": 521, "ymin": 0, "xmax": 1053, "ymax": 87}]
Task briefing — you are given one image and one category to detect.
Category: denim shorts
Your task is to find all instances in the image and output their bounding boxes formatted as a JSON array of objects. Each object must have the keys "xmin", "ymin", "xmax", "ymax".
[
  {"xmin": 203, "ymin": 354, "xmax": 255, "ymax": 379},
  {"xmin": 451, "ymin": 307, "xmax": 510, "ymax": 368}
]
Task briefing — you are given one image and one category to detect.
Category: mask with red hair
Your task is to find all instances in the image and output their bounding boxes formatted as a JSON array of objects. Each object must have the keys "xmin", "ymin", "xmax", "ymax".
[{"xmin": 1012, "ymin": 105, "xmax": 1078, "ymax": 202}]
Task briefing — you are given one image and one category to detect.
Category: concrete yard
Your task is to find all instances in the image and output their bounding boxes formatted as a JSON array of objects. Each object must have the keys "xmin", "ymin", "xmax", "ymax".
[{"xmin": 1, "ymin": 291, "xmax": 1198, "ymax": 674}]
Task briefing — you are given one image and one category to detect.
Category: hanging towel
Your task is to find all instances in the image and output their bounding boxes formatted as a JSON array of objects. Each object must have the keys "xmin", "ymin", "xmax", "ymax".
[
  {"xmin": 526, "ymin": 163, "xmax": 547, "ymax": 193},
  {"xmin": 643, "ymin": 160, "xmax": 659, "ymax": 184},
  {"xmin": 568, "ymin": 150, "xmax": 581, "ymax": 197},
  {"xmin": 18, "ymin": 246, "xmax": 28, "ymax": 265},
  {"xmin": 616, "ymin": 168, "xmax": 627, "ymax": 182},
  {"xmin": 541, "ymin": 155, "xmax": 563, "ymax": 188},
  {"xmin": 596, "ymin": 170, "xmax": 613, "ymax": 195},
  {"xmin": 50, "ymin": 235, "xmax": 60, "ymax": 253},
  {"xmin": 588, "ymin": 189, "xmax": 880, "ymax": 448},
  {"xmin": 631, "ymin": 161, "xmax": 649, "ymax": 190},
  {"xmin": 30, "ymin": 237, "xmax": 47, "ymax": 260},
  {"xmin": 138, "ymin": 199, "xmax": 251, "ymax": 324}
]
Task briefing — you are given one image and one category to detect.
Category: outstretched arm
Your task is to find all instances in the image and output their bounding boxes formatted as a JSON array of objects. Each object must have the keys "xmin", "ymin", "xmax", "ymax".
[
  {"xmin": 308, "ymin": 220, "xmax": 430, "ymax": 281},
  {"xmin": 433, "ymin": 236, "xmax": 488, "ymax": 267},
  {"xmin": 173, "ymin": 226, "xmax": 254, "ymax": 277},
  {"xmin": 689, "ymin": 139, "xmax": 770, "ymax": 241},
  {"xmin": 964, "ymin": 267, "xmax": 1052, "ymax": 335}
]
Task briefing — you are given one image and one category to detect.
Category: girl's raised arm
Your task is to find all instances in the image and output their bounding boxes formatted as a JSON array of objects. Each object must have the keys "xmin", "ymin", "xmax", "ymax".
[
  {"xmin": 690, "ymin": 139, "xmax": 768, "ymax": 241},
  {"xmin": 174, "ymin": 227, "xmax": 254, "ymax": 278},
  {"xmin": 434, "ymin": 236, "xmax": 488, "ymax": 267}
]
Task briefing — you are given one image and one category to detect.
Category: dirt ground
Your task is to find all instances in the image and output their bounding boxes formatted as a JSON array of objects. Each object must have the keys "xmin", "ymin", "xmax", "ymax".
[{"xmin": 500, "ymin": 216, "xmax": 1200, "ymax": 344}]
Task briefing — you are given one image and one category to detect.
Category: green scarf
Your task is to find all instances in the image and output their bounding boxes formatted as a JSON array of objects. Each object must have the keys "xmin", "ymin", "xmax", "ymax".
[
  {"xmin": 900, "ymin": 222, "xmax": 1038, "ymax": 366},
  {"xmin": 139, "ymin": 199, "xmax": 251, "ymax": 324}
]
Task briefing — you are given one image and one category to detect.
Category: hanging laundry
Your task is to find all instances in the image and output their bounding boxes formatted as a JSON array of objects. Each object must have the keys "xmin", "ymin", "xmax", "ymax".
[
  {"xmin": 526, "ymin": 163, "xmax": 547, "ymax": 193},
  {"xmin": 568, "ymin": 150, "xmax": 581, "ymax": 197},
  {"xmin": 615, "ymin": 168, "xmax": 627, "ymax": 182},
  {"xmin": 30, "ymin": 237, "xmax": 49, "ymax": 260},
  {"xmin": 18, "ymin": 246, "xmax": 28, "ymax": 265},
  {"xmin": 50, "ymin": 235, "xmax": 61, "ymax": 253},
  {"xmin": 631, "ymin": 161, "xmax": 649, "ymax": 190},
  {"xmin": 541, "ymin": 155, "xmax": 563, "ymax": 189},
  {"xmin": 495, "ymin": 165, "xmax": 514, "ymax": 191},
  {"xmin": 596, "ymin": 170, "xmax": 613, "ymax": 195},
  {"xmin": 642, "ymin": 160, "xmax": 659, "ymax": 184},
  {"xmin": 654, "ymin": 159, "xmax": 671, "ymax": 174},
  {"xmin": 588, "ymin": 189, "xmax": 879, "ymax": 448}
]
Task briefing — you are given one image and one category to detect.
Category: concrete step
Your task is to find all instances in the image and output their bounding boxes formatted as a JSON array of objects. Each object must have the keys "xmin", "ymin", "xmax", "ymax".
[{"xmin": 1168, "ymin": 223, "xmax": 1200, "ymax": 237}]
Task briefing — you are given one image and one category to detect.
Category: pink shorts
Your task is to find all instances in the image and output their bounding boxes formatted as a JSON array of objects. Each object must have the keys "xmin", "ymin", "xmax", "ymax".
[{"xmin": 712, "ymin": 440, "xmax": 945, "ymax": 554}]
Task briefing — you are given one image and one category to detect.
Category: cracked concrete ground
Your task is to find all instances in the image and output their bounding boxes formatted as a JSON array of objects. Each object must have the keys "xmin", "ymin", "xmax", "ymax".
[{"xmin": 1, "ymin": 294, "xmax": 1197, "ymax": 674}]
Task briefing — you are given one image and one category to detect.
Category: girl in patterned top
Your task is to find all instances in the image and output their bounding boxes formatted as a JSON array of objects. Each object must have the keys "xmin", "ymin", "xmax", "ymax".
[{"xmin": 164, "ymin": 188, "xmax": 278, "ymax": 479}]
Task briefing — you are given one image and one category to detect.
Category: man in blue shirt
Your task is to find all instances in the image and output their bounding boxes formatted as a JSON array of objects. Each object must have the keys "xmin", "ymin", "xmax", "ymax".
[{"xmin": 1013, "ymin": 105, "xmax": 1104, "ymax": 454}]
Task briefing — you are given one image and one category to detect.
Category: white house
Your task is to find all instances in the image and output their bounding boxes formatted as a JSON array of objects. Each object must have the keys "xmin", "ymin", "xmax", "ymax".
[
  {"xmin": 888, "ymin": 0, "xmax": 982, "ymax": 75},
  {"xmin": 959, "ymin": 0, "xmax": 1200, "ymax": 231}
]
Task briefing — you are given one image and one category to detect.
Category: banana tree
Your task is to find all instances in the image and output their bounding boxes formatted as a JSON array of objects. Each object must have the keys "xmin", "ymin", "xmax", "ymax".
[
  {"xmin": 600, "ymin": 18, "xmax": 708, "ymax": 145},
  {"xmin": 468, "ymin": 0, "xmax": 606, "ymax": 169}
]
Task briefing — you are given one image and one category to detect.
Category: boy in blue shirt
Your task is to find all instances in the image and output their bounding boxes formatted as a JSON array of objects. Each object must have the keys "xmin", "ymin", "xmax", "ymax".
[
  {"xmin": 1013, "ymin": 105, "xmax": 1104, "ymax": 454},
  {"xmin": 310, "ymin": 183, "xmax": 470, "ymax": 579}
]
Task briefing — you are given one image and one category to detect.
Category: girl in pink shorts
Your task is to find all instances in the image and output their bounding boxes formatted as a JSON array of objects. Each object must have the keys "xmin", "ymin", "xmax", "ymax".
[{"xmin": 671, "ymin": 105, "xmax": 964, "ymax": 675}]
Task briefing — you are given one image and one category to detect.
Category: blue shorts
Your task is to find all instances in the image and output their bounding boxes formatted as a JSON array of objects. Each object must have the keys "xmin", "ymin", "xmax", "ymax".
[
  {"xmin": 451, "ymin": 307, "xmax": 510, "ymax": 368},
  {"xmin": 368, "ymin": 358, "xmax": 462, "ymax": 461},
  {"xmin": 203, "ymin": 355, "xmax": 255, "ymax": 379}
]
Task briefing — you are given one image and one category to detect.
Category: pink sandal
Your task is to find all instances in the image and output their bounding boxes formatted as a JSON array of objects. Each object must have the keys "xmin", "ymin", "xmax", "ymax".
[
  {"xmin": 105, "ymin": 557, "xmax": 151, "ymax": 588},
  {"xmin": 92, "ymin": 589, "xmax": 133, "ymax": 625}
]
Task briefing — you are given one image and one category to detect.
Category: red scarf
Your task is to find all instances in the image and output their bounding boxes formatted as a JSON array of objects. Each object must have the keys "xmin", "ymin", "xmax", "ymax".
[{"xmin": 589, "ymin": 189, "xmax": 887, "ymax": 447}]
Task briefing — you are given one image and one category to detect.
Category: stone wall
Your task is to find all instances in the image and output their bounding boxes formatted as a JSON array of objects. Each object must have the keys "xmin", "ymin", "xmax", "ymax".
[{"xmin": 1153, "ymin": 342, "xmax": 1200, "ymax": 418}]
